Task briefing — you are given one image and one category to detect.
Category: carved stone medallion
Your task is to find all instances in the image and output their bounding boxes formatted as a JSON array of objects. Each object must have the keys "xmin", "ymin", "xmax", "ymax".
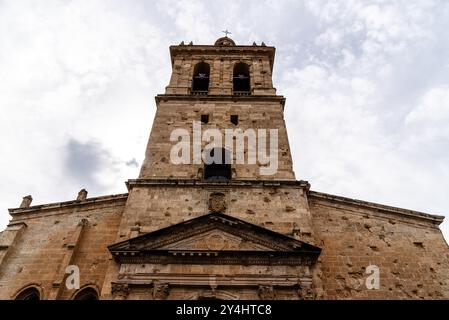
[
  {"xmin": 206, "ymin": 233, "xmax": 226, "ymax": 250},
  {"xmin": 208, "ymin": 193, "xmax": 227, "ymax": 213}
]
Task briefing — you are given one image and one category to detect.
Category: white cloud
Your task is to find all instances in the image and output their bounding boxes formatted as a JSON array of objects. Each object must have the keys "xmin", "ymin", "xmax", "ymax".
[
  {"xmin": 0, "ymin": 0, "xmax": 448, "ymax": 241},
  {"xmin": 406, "ymin": 87, "xmax": 449, "ymax": 129},
  {"xmin": 0, "ymin": 0, "xmax": 168, "ymax": 217}
]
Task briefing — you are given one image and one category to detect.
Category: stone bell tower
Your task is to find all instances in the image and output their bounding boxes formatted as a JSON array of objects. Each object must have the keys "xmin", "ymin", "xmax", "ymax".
[
  {"xmin": 138, "ymin": 36, "xmax": 295, "ymax": 180},
  {"xmin": 103, "ymin": 36, "xmax": 320, "ymax": 300}
]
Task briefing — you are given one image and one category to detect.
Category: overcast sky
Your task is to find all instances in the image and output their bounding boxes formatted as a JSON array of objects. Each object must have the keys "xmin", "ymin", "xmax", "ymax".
[{"xmin": 1, "ymin": 0, "xmax": 448, "ymax": 241}]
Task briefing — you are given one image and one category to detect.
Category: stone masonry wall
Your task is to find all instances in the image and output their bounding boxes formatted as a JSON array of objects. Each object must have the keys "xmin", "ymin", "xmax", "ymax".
[
  {"xmin": 115, "ymin": 184, "xmax": 312, "ymax": 241},
  {"xmin": 308, "ymin": 192, "xmax": 449, "ymax": 299},
  {"xmin": 139, "ymin": 99, "xmax": 294, "ymax": 180},
  {"xmin": 0, "ymin": 195, "xmax": 126, "ymax": 299}
]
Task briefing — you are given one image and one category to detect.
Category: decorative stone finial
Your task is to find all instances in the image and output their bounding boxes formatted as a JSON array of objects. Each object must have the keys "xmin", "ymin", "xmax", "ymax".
[
  {"xmin": 188, "ymin": 41, "xmax": 193, "ymax": 45},
  {"xmin": 20, "ymin": 195, "xmax": 33, "ymax": 208},
  {"xmin": 77, "ymin": 189, "xmax": 88, "ymax": 201},
  {"xmin": 179, "ymin": 41, "xmax": 185, "ymax": 45},
  {"xmin": 261, "ymin": 41, "xmax": 266, "ymax": 46}
]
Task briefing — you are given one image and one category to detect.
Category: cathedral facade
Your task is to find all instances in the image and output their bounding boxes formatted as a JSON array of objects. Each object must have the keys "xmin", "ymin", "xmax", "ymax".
[{"xmin": 0, "ymin": 37, "xmax": 448, "ymax": 300}]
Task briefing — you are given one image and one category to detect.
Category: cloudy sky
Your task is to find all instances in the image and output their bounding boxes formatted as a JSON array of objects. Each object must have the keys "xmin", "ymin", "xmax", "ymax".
[{"xmin": 1, "ymin": 0, "xmax": 448, "ymax": 241}]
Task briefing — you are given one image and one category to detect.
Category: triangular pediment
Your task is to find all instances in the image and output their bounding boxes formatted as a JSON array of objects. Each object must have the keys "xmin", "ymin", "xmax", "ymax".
[
  {"xmin": 158, "ymin": 228, "xmax": 275, "ymax": 251},
  {"xmin": 108, "ymin": 213, "xmax": 321, "ymax": 266}
]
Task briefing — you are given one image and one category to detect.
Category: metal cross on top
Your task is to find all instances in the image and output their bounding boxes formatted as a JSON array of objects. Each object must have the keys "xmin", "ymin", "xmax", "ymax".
[{"xmin": 222, "ymin": 29, "xmax": 231, "ymax": 37}]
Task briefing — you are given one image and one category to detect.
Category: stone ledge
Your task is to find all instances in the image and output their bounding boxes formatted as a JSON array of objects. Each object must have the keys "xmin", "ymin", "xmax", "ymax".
[
  {"xmin": 308, "ymin": 190, "xmax": 444, "ymax": 225},
  {"xmin": 155, "ymin": 94, "xmax": 286, "ymax": 105},
  {"xmin": 126, "ymin": 178, "xmax": 310, "ymax": 190},
  {"xmin": 115, "ymin": 273, "xmax": 309, "ymax": 287},
  {"xmin": 169, "ymin": 44, "xmax": 276, "ymax": 70},
  {"xmin": 5, "ymin": 222, "xmax": 27, "ymax": 229},
  {"xmin": 8, "ymin": 193, "xmax": 128, "ymax": 216}
]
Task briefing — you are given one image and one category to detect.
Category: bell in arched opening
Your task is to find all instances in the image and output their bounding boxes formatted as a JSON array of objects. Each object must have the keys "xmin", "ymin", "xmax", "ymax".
[
  {"xmin": 192, "ymin": 62, "xmax": 210, "ymax": 94},
  {"xmin": 233, "ymin": 62, "xmax": 250, "ymax": 94}
]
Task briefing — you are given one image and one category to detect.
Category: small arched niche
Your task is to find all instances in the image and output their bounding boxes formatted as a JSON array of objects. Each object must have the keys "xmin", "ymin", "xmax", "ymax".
[
  {"xmin": 192, "ymin": 62, "xmax": 210, "ymax": 93},
  {"xmin": 14, "ymin": 286, "xmax": 41, "ymax": 300},
  {"xmin": 233, "ymin": 62, "xmax": 250, "ymax": 94},
  {"xmin": 73, "ymin": 287, "xmax": 99, "ymax": 300},
  {"xmin": 204, "ymin": 147, "xmax": 232, "ymax": 181}
]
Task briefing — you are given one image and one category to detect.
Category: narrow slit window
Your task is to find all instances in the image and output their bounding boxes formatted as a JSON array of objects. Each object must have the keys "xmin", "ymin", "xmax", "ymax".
[
  {"xmin": 230, "ymin": 115, "xmax": 238, "ymax": 125},
  {"xmin": 201, "ymin": 114, "xmax": 209, "ymax": 124}
]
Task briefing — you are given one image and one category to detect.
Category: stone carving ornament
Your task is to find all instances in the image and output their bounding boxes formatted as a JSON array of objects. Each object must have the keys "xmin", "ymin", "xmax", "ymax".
[
  {"xmin": 111, "ymin": 283, "xmax": 130, "ymax": 300},
  {"xmin": 298, "ymin": 284, "xmax": 315, "ymax": 300},
  {"xmin": 153, "ymin": 283, "xmax": 170, "ymax": 300},
  {"xmin": 205, "ymin": 233, "xmax": 226, "ymax": 250},
  {"xmin": 258, "ymin": 285, "xmax": 275, "ymax": 300},
  {"xmin": 208, "ymin": 193, "xmax": 227, "ymax": 213}
]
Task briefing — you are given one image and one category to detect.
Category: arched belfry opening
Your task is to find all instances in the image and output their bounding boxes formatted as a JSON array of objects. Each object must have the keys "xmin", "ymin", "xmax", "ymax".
[
  {"xmin": 192, "ymin": 62, "xmax": 210, "ymax": 93},
  {"xmin": 73, "ymin": 287, "xmax": 99, "ymax": 300},
  {"xmin": 233, "ymin": 62, "xmax": 250, "ymax": 94},
  {"xmin": 15, "ymin": 287, "xmax": 40, "ymax": 300},
  {"xmin": 204, "ymin": 147, "xmax": 232, "ymax": 181}
]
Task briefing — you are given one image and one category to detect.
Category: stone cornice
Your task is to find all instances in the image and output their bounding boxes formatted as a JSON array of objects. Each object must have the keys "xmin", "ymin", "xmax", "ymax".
[
  {"xmin": 116, "ymin": 273, "xmax": 307, "ymax": 287},
  {"xmin": 111, "ymin": 251, "xmax": 317, "ymax": 266},
  {"xmin": 155, "ymin": 94, "xmax": 286, "ymax": 106},
  {"xmin": 308, "ymin": 190, "xmax": 445, "ymax": 225},
  {"xmin": 169, "ymin": 44, "xmax": 276, "ymax": 71},
  {"xmin": 126, "ymin": 178, "xmax": 310, "ymax": 190},
  {"xmin": 8, "ymin": 193, "xmax": 128, "ymax": 216}
]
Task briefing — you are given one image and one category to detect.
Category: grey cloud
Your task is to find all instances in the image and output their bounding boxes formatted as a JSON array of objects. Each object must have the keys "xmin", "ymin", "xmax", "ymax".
[
  {"xmin": 64, "ymin": 138, "xmax": 112, "ymax": 194},
  {"xmin": 126, "ymin": 158, "xmax": 139, "ymax": 167}
]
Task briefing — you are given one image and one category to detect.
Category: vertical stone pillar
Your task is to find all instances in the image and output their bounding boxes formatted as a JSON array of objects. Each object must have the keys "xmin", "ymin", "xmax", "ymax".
[
  {"xmin": 0, "ymin": 222, "xmax": 27, "ymax": 276},
  {"xmin": 48, "ymin": 219, "xmax": 88, "ymax": 300}
]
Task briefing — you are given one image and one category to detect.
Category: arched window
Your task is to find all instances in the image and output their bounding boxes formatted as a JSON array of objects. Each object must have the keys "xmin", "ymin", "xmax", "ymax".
[
  {"xmin": 233, "ymin": 62, "xmax": 250, "ymax": 94},
  {"xmin": 204, "ymin": 148, "xmax": 232, "ymax": 181},
  {"xmin": 15, "ymin": 287, "xmax": 40, "ymax": 300},
  {"xmin": 73, "ymin": 287, "xmax": 99, "ymax": 300},
  {"xmin": 192, "ymin": 62, "xmax": 210, "ymax": 94}
]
